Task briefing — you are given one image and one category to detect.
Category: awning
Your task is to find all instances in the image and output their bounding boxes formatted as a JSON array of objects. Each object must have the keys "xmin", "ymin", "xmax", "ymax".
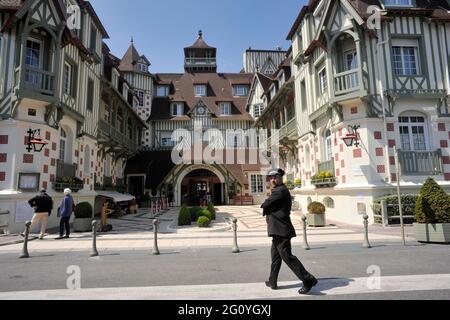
[{"xmin": 95, "ymin": 191, "xmax": 135, "ymax": 203}]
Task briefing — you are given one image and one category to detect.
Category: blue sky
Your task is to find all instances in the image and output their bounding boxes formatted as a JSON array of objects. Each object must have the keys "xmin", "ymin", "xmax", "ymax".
[{"xmin": 91, "ymin": 0, "xmax": 307, "ymax": 73}]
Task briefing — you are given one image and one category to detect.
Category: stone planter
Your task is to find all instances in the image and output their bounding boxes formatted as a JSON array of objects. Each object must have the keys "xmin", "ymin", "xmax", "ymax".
[
  {"xmin": 73, "ymin": 218, "xmax": 93, "ymax": 232},
  {"xmin": 414, "ymin": 223, "xmax": 450, "ymax": 244},
  {"xmin": 307, "ymin": 213, "xmax": 326, "ymax": 227}
]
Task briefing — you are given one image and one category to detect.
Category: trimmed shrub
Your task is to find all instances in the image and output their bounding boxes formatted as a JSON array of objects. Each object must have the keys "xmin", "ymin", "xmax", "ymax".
[
  {"xmin": 198, "ymin": 209, "xmax": 212, "ymax": 220},
  {"xmin": 190, "ymin": 207, "xmax": 202, "ymax": 222},
  {"xmin": 178, "ymin": 205, "xmax": 191, "ymax": 226},
  {"xmin": 74, "ymin": 202, "xmax": 93, "ymax": 219},
  {"xmin": 197, "ymin": 216, "xmax": 211, "ymax": 228},
  {"xmin": 415, "ymin": 178, "xmax": 450, "ymax": 224},
  {"xmin": 207, "ymin": 202, "xmax": 216, "ymax": 220},
  {"xmin": 372, "ymin": 194, "xmax": 419, "ymax": 224},
  {"xmin": 307, "ymin": 202, "xmax": 325, "ymax": 215}
]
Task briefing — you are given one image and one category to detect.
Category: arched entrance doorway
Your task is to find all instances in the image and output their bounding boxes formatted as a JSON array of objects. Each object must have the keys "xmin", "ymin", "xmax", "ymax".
[{"xmin": 180, "ymin": 169, "xmax": 224, "ymax": 206}]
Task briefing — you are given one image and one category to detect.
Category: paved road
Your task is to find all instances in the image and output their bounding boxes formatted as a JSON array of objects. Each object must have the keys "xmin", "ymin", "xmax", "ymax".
[{"xmin": 0, "ymin": 242, "xmax": 449, "ymax": 300}]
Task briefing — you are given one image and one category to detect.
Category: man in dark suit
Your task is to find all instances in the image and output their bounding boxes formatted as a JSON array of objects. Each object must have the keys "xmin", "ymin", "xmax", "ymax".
[{"xmin": 261, "ymin": 169, "xmax": 318, "ymax": 295}]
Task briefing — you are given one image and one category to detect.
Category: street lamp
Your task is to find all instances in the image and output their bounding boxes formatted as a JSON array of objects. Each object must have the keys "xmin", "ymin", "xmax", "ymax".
[
  {"xmin": 341, "ymin": 125, "xmax": 361, "ymax": 148},
  {"xmin": 26, "ymin": 129, "xmax": 48, "ymax": 153}
]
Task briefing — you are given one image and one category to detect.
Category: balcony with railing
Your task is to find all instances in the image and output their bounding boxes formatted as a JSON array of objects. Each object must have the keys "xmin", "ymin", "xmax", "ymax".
[
  {"xmin": 398, "ymin": 150, "xmax": 443, "ymax": 176},
  {"xmin": 312, "ymin": 159, "xmax": 337, "ymax": 188},
  {"xmin": 334, "ymin": 69, "xmax": 360, "ymax": 96},
  {"xmin": 54, "ymin": 160, "xmax": 83, "ymax": 192},
  {"xmin": 279, "ymin": 118, "xmax": 298, "ymax": 141},
  {"xmin": 185, "ymin": 57, "xmax": 217, "ymax": 68},
  {"xmin": 98, "ymin": 120, "xmax": 139, "ymax": 153},
  {"xmin": 14, "ymin": 66, "xmax": 57, "ymax": 103}
]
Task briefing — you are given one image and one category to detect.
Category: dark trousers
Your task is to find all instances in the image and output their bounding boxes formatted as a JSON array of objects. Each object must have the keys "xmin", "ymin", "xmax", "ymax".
[
  {"xmin": 60, "ymin": 216, "xmax": 71, "ymax": 237},
  {"xmin": 269, "ymin": 236, "xmax": 316, "ymax": 285}
]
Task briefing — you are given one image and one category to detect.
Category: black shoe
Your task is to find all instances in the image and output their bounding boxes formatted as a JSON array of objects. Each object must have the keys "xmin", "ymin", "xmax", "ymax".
[
  {"xmin": 55, "ymin": 236, "xmax": 64, "ymax": 240},
  {"xmin": 298, "ymin": 278, "xmax": 318, "ymax": 295},
  {"xmin": 19, "ymin": 233, "xmax": 25, "ymax": 238},
  {"xmin": 265, "ymin": 281, "xmax": 278, "ymax": 290},
  {"xmin": 64, "ymin": 235, "xmax": 70, "ymax": 239}
]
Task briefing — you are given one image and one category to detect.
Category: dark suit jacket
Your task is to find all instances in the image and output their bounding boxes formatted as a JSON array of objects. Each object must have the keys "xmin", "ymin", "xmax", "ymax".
[{"xmin": 261, "ymin": 184, "xmax": 296, "ymax": 239}]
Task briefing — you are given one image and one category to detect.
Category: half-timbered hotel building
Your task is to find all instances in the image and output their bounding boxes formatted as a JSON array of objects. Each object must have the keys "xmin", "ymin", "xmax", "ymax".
[
  {"xmin": 0, "ymin": 0, "xmax": 146, "ymax": 233},
  {"xmin": 286, "ymin": 0, "xmax": 450, "ymax": 224}
]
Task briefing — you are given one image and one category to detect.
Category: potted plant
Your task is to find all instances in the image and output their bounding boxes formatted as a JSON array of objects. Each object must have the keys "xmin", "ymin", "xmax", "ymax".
[
  {"xmin": 311, "ymin": 171, "xmax": 337, "ymax": 188},
  {"xmin": 73, "ymin": 202, "xmax": 93, "ymax": 232},
  {"xmin": 307, "ymin": 202, "xmax": 326, "ymax": 227},
  {"xmin": 294, "ymin": 178, "xmax": 302, "ymax": 188},
  {"xmin": 414, "ymin": 178, "xmax": 450, "ymax": 243}
]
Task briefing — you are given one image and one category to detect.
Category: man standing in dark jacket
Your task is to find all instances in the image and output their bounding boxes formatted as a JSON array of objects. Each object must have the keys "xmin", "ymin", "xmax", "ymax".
[
  {"xmin": 21, "ymin": 189, "xmax": 53, "ymax": 239},
  {"xmin": 261, "ymin": 169, "xmax": 318, "ymax": 295}
]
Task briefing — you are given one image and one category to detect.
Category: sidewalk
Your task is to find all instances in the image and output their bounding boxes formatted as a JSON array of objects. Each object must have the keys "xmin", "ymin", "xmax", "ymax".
[{"xmin": 0, "ymin": 206, "xmax": 416, "ymax": 253}]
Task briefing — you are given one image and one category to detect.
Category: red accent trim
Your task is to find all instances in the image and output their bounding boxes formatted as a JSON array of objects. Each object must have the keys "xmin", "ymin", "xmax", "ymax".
[
  {"xmin": 23, "ymin": 154, "xmax": 33, "ymax": 164},
  {"xmin": 377, "ymin": 165, "xmax": 386, "ymax": 174},
  {"xmin": 438, "ymin": 123, "xmax": 446, "ymax": 132},
  {"xmin": 0, "ymin": 172, "xmax": 5, "ymax": 181},
  {"xmin": 43, "ymin": 165, "xmax": 48, "ymax": 174},
  {"xmin": 376, "ymin": 148, "xmax": 384, "ymax": 157},
  {"xmin": 351, "ymin": 107, "xmax": 358, "ymax": 114},
  {"xmin": 44, "ymin": 149, "xmax": 50, "ymax": 157},
  {"xmin": 0, "ymin": 154, "xmax": 7, "ymax": 163},
  {"xmin": 388, "ymin": 140, "xmax": 396, "ymax": 148},
  {"xmin": 440, "ymin": 140, "xmax": 448, "ymax": 148},
  {"xmin": 353, "ymin": 149, "xmax": 362, "ymax": 158},
  {"xmin": 444, "ymin": 173, "xmax": 450, "ymax": 181},
  {"xmin": 442, "ymin": 156, "xmax": 450, "ymax": 165},
  {"xmin": 374, "ymin": 131, "xmax": 382, "ymax": 140},
  {"xmin": 387, "ymin": 123, "xmax": 395, "ymax": 132},
  {"xmin": 0, "ymin": 136, "xmax": 8, "ymax": 144}
]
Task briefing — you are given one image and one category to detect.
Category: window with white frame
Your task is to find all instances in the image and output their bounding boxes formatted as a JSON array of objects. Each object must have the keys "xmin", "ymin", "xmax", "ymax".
[
  {"xmin": 156, "ymin": 85, "xmax": 169, "ymax": 97},
  {"xmin": 171, "ymin": 103, "xmax": 184, "ymax": 116},
  {"xmin": 279, "ymin": 72, "xmax": 285, "ymax": 87},
  {"xmin": 219, "ymin": 102, "xmax": 231, "ymax": 116},
  {"xmin": 392, "ymin": 39, "xmax": 420, "ymax": 75},
  {"xmin": 251, "ymin": 174, "xmax": 264, "ymax": 194},
  {"xmin": 63, "ymin": 62, "xmax": 72, "ymax": 95},
  {"xmin": 59, "ymin": 128, "xmax": 67, "ymax": 161},
  {"xmin": 385, "ymin": 0, "xmax": 413, "ymax": 7},
  {"xmin": 254, "ymin": 104, "xmax": 264, "ymax": 118},
  {"xmin": 318, "ymin": 66, "xmax": 327, "ymax": 95},
  {"xmin": 25, "ymin": 38, "xmax": 42, "ymax": 85},
  {"xmin": 137, "ymin": 63, "xmax": 147, "ymax": 73},
  {"xmin": 399, "ymin": 113, "xmax": 429, "ymax": 151},
  {"xmin": 324, "ymin": 129, "xmax": 333, "ymax": 161},
  {"xmin": 233, "ymin": 85, "xmax": 249, "ymax": 96},
  {"xmin": 195, "ymin": 85, "xmax": 207, "ymax": 97},
  {"xmin": 161, "ymin": 132, "xmax": 174, "ymax": 147}
]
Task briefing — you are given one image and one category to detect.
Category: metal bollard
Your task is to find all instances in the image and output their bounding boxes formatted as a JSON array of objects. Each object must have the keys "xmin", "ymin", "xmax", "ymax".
[
  {"xmin": 232, "ymin": 218, "xmax": 240, "ymax": 253},
  {"xmin": 90, "ymin": 220, "xmax": 99, "ymax": 257},
  {"xmin": 381, "ymin": 200, "xmax": 389, "ymax": 228},
  {"xmin": 20, "ymin": 221, "xmax": 31, "ymax": 259},
  {"xmin": 363, "ymin": 214, "xmax": 372, "ymax": 249},
  {"xmin": 152, "ymin": 219, "xmax": 160, "ymax": 255},
  {"xmin": 302, "ymin": 215, "xmax": 311, "ymax": 250}
]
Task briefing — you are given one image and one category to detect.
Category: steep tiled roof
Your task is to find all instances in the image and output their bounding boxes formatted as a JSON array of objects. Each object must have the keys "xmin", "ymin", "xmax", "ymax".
[{"xmin": 150, "ymin": 72, "xmax": 254, "ymax": 121}]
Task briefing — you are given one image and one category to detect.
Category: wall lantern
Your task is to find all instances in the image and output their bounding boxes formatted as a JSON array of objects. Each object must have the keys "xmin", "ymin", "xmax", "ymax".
[
  {"xmin": 342, "ymin": 125, "xmax": 361, "ymax": 148},
  {"xmin": 26, "ymin": 129, "xmax": 48, "ymax": 153}
]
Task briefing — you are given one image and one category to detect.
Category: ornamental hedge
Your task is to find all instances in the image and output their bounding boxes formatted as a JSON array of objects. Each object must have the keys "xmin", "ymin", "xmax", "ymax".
[
  {"xmin": 178, "ymin": 205, "xmax": 191, "ymax": 226},
  {"xmin": 207, "ymin": 202, "xmax": 216, "ymax": 220},
  {"xmin": 415, "ymin": 178, "xmax": 450, "ymax": 224},
  {"xmin": 74, "ymin": 202, "xmax": 93, "ymax": 219},
  {"xmin": 197, "ymin": 216, "xmax": 211, "ymax": 228},
  {"xmin": 307, "ymin": 202, "xmax": 326, "ymax": 215}
]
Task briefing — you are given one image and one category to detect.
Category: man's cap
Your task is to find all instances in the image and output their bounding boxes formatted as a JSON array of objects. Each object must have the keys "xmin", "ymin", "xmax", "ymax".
[
  {"xmin": 40, "ymin": 188, "xmax": 47, "ymax": 193},
  {"xmin": 267, "ymin": 169, "xmax": 285, "ymax": 177}
]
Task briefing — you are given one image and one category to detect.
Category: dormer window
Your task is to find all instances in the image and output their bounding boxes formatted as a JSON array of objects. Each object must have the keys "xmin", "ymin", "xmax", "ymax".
[
  {"xmin": 233, "ymin": 85, "xmax": 249, "ymax": 97},
  {"xmin": 219, "ymin": 102, "xmax": 231, "ymax": 116},
  {"xmin": 385, "ymin": 0, "xmax": 413, "ymax": 7},
  {"xmin": 171, "ymin": 102, "xmax": 184, "ymax": 116},
  {"xmin": 195, "ymin": 85, "xmax": 207, "ymax": 97},
  {"xmin": 156, "ymin": 85, "xmax": 169, "ymax": 97},
  {"xmin": 137, "ymin": 63, "xmax": 147, "ymax": 73}
]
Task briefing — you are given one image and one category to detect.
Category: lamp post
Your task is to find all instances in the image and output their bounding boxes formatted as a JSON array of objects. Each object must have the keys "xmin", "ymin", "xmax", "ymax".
[{"xmin": 393, "ymin": 146, "xmax": 406, "ymax": 246}]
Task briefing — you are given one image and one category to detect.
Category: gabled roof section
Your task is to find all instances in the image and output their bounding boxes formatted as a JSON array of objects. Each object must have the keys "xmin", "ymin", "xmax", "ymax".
[
  {"xmin": 119, "ymin": 41, "xmax": 151, "ymax": 72},
  {"xmin": 256, "ymin": 72, "xmax": 274, "ymax": 92},
  {"xmin": 150, "ymin": 72, "xmax": 253, "ymax": 122},
  {"xmin": 75, "ymin": 0, "xmax": 109, "ymax": 38}
]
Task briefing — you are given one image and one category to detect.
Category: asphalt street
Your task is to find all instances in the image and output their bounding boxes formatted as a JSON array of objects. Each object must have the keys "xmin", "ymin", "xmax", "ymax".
[{"xmin": 0, "ymin": 241, "xmax": 449, "ymax": 300}]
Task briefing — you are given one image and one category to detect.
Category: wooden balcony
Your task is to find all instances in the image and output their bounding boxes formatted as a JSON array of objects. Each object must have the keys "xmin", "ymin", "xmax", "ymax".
[
  {"xmin": 279, "ymin": 118, "xmax": 298, "ymax": 141},
  {"xmin": 334, "ymin": 69, "xmax": 360, "ymax": 96},
  {"xmin": 56, "ymin": 160, "xmax": 77, "ymax": 179},
  {"xmin": 398, "ymin": 150, "xmax": 443, "ymax": 176},
  {"xmin": 14, "ymin": 66, "xmax": 57, "ymax": 104},
  {"xmin": 98, "ymin": 120, "xmax": 139, "ymax": 153}
]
